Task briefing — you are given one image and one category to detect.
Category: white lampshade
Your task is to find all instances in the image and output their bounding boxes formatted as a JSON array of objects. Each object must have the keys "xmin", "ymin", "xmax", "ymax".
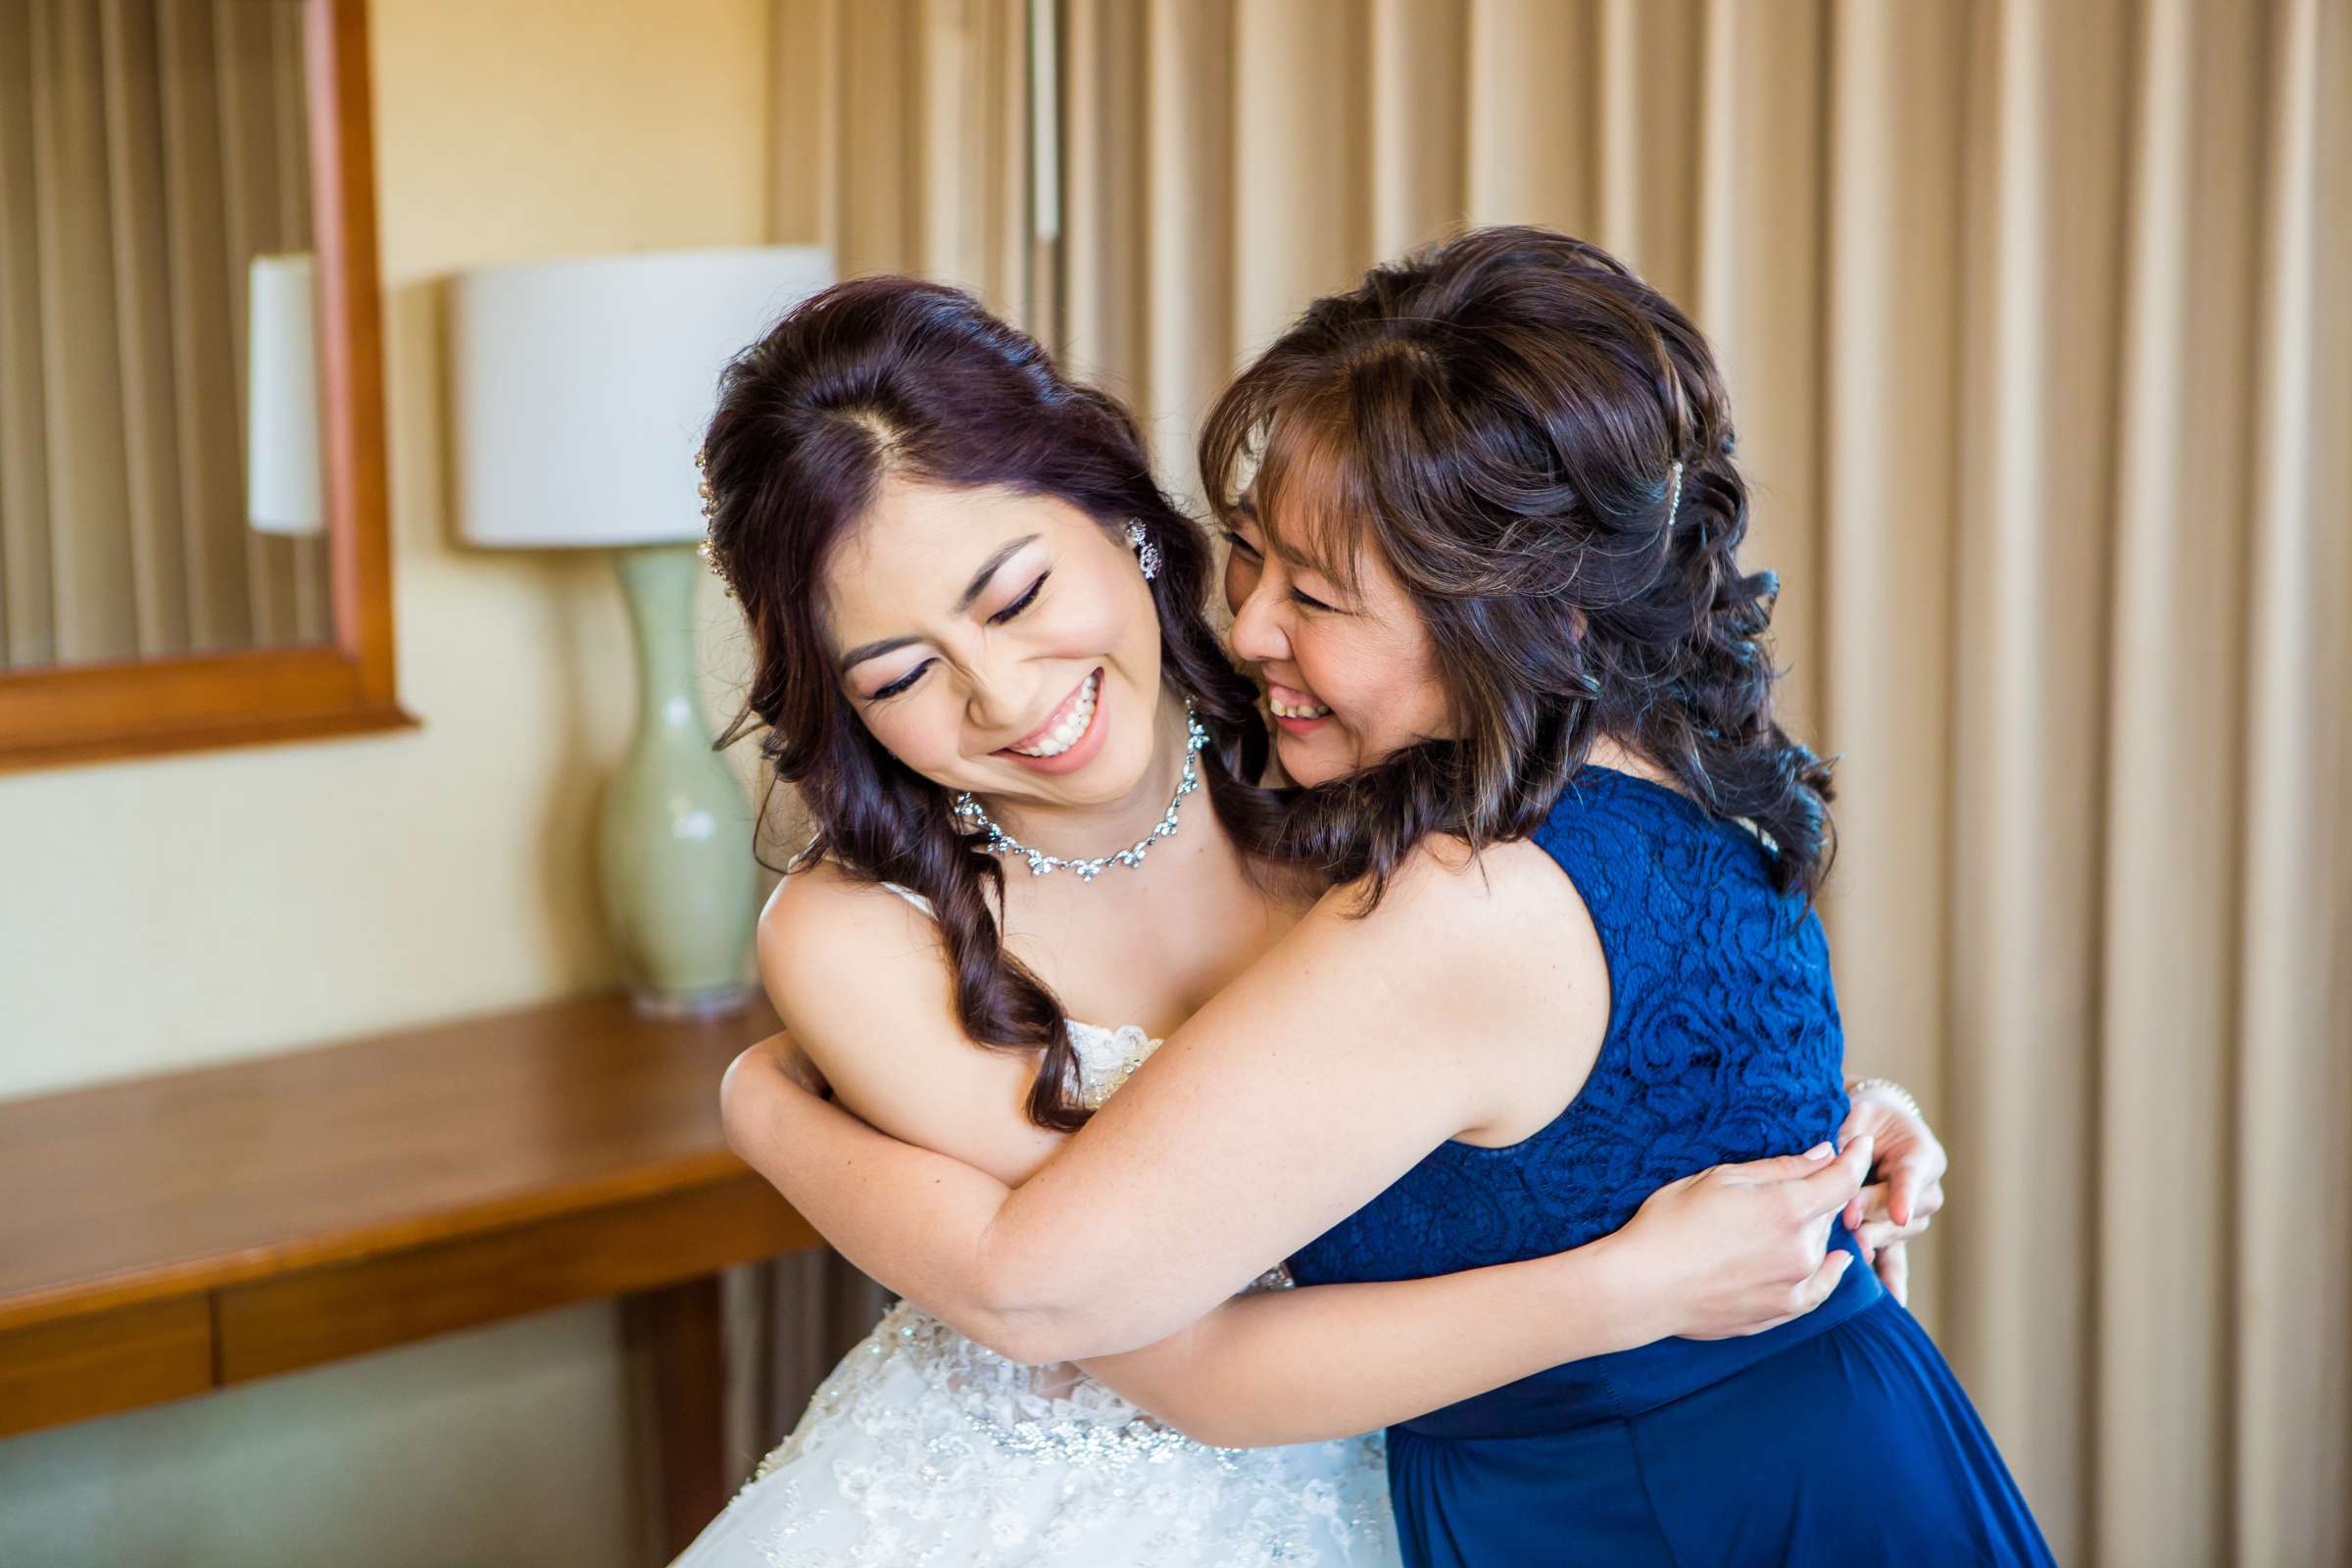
[
  {"xmin": 246, "ymin": 253, "xmax": 324, "ymax": 537},
  {"xmin": 448, "ymin": 246, "xmax": 835, "ymax": 548}
]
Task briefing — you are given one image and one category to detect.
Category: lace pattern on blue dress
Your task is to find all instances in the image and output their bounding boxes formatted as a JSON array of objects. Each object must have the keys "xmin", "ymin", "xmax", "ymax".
[{"xmin": 1286, "ymin": 765, "xmax": 1850, "ymax": 1288}]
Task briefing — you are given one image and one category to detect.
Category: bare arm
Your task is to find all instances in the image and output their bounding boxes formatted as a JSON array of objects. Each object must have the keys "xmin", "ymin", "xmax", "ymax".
[
  {"xmin": 724, "ymin": 1030, "xmax": 1864, "ymax": 1445},
  {"xmin": 1074, "ymin": 1149, "xmax": 1861, "ymax": 1449},
  {"xmin": 735, "ymin": 839, "xmax": 1868, "ymax": 1372},
  {"xmin": 740, "ymin": 844, "xmax": 1555, "ymax": 1363},
  {"xmin": 1079, "ymin": 1261, "xmax": 1645, "ymax": 1449},
  {"xmin": 725, "ymin": 1025, "xmax": 1864, "ymax": 1446},
  {"xmin": 753, "ymin": 868, "xmax": 1079, "ymax": 1187}
]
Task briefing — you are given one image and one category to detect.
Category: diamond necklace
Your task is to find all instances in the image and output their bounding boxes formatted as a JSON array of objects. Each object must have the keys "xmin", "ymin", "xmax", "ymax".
[{"xmin": 951, "ymin": 701, "xmax": 1207, "ymax": 882}]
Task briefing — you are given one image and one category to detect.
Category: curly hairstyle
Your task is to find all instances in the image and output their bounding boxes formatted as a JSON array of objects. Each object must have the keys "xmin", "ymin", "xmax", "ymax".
[
  {"xmin": 700, "ymin": 276, "xmax": 1271, "ymax": 1130},
  {"xmin": 1200, "ymin": 225, "xmax": 1835, "ymax": 903}
]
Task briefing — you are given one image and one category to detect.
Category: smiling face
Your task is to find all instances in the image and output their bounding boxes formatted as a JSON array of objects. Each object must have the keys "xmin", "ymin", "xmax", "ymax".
[
  {"xmin": 1219, "ymin": 497, "xmax": 1453, "ymax": 787},
  {"xmin": 823, "ymin": 476, "xmax": 1168, "ymax": 809}
]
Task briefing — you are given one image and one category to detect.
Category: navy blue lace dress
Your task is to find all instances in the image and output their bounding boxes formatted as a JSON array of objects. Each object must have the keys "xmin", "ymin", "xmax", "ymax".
[{"xmin": 1286, "ymin": 767, "xmax": 2054, "ymax": 1567}]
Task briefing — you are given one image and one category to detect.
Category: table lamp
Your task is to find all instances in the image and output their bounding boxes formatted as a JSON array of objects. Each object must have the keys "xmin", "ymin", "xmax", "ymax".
[
  {"xmin": 449, "ymin": 246, "xmax": 835, "ymax": 1016},
  {"xmin": 246, "ymin": 252, "xmax": 324, "ymax": 537}
]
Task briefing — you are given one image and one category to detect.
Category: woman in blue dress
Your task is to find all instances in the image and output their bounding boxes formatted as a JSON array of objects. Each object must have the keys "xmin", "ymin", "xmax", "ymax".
[{"xmin": 727, "ymin": 226, "xmax": 2052, "ymax": 1565}]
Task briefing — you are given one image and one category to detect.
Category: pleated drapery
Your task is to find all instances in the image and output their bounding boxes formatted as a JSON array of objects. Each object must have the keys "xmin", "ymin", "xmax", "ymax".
[
  {"xmin": 769, "ymin": 0, "xmax": 1041, "ymax": 323},
  {"xmin": 0, "ymin": 0, "xmax": 326, "ymax": 671},
  {"xmin": 761, "ymin": 4, "xmax": 2352, "ymax": 1561}
]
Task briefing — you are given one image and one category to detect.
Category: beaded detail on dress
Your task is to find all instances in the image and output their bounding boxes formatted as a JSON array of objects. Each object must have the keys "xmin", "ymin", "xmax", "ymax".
[{"xmin": 675, "ymin": 1015, "xmax": 1396, "ymax": 1568}]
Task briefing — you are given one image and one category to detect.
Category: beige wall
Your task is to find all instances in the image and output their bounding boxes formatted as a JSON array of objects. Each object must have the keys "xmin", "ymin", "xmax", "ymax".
[{"xmin": 0, "ymin": 2, "xmax": 773, "ymax": 1561}]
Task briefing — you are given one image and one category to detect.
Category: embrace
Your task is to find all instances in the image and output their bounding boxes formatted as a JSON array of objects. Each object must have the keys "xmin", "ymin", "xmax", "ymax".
[{"xmin": 675, "ymin": 228, "xmax": 2054, "ymax": 1567}]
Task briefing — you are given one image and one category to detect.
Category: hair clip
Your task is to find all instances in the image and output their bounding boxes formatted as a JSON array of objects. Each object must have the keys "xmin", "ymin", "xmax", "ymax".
[{"xmin": 693, "ymin": 448, "xmax": 734, "ymax": 598}]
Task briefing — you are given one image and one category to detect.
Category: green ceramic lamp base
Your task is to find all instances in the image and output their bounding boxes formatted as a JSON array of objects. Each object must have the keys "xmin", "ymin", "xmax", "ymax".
[{"xmin": 596, "ymin": 543, "xmax": 760, "ymax": 1018}]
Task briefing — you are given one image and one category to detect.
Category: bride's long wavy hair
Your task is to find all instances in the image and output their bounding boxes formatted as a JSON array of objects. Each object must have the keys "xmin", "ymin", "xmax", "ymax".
[
  {"xmin": 700, "ymin": 276, "xmax": 1270, "ymax": 1131},
  {"xmin": 1202, "ymin": 226, "xmax": 1835, "ymax": 905}
]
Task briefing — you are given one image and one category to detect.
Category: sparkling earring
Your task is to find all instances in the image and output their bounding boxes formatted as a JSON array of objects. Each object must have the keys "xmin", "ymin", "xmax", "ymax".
[{"xmin": 1126, "ymin": 520, "xmax": 1161, "ymax": 582}]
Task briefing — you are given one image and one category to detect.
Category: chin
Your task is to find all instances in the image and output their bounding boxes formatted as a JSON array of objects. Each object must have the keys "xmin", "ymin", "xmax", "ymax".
[
  {"xmin": 1068, "ymin": 735, "xmax": 1158, "ymax": 803},
  {"xmin": 1273, "ymin": 731, "xmax": 1343, "ymax": 788}
]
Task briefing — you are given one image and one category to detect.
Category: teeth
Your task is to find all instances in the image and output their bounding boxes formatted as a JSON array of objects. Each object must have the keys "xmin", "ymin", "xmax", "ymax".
[
  {"xmin": 1010, "ymin": 671, "xmax": 1101, "ymax": 758},
  {"xmin": 1270, "ymin": 697, "xmax": 1332, "ymax": 719}
]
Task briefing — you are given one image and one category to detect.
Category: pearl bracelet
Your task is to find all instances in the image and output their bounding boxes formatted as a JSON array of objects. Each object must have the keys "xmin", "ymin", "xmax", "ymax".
[{"xmin": 1846, "ymin": 1076, "xmax": 1924, "ymax": 1122}]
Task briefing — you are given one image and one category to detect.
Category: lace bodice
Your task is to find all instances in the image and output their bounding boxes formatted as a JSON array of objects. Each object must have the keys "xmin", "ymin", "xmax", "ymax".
[
  {"xmin": 1067, "ymin": 1017, "xmax": 1161, "ymax": 1111},
  {"xmin": 1288, "ymin": 766, "xmax": 1854, "ymax": 1288}
]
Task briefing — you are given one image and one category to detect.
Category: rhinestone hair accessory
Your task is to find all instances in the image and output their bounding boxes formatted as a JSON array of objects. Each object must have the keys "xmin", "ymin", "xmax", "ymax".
[
  {"xmin": 1665, "ymin": 460, "xmax": 1687, "ymax": 529},
  {"xmin": 694, "ymin": 447, "xmax": 733, "ymax": 597},
  {"xmin": 951, "ymin": 700, "xmax": 1205, "ymax": 882},
  {"xmin": 1125, "ymin": 520, "xmax": 1161, "ymax": 581}
]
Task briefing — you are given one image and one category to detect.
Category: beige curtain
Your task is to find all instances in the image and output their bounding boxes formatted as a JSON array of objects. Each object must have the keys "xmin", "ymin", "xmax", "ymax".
[
  {"xmin": 761, "ymin": 3, "xmax": 2352, "ymax": 1561},
  {"xmin": 0, "ymin": 0, "xmax": 324, "ymax": 671},
  {"xmin": 770, "ymin": 0, "xmax": 1042, "ymax": 324}
]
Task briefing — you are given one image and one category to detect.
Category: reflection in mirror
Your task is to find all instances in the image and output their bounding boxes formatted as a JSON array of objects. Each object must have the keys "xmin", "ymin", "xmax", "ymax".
[{"xmin": 0, "ymin": 0, "xmax": 331, "ymax": 673}]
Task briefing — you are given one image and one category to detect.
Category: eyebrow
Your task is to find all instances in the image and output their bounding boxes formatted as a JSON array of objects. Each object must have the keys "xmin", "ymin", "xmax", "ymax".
[
  {"xmin": 956, "ymin": 534, "xmax": 1039, "ymax": 613},
  {"xmin": 835, "ymin": 533, "xmax": 1043, "ymax": 675},
  {"xmin": 836, "ymin": 634, "xmax": 919, "ymax": 675}
]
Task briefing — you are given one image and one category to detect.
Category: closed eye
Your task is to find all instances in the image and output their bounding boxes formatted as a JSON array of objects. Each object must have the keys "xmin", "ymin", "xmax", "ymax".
[
  {"xmin": 988, "ymin": 572, "xmax": 1049, "ymax": 625},
  {"xmin": 866, "ymin": 661, "xmax": 932, "ymax": 702},
  {"xmin": 1290, "ymin": 588, "xmax": 1337, "ymax": 612},
  {"xmin": 1221, "ymin": 529, "xmax": 1261, "ymax": 560}
]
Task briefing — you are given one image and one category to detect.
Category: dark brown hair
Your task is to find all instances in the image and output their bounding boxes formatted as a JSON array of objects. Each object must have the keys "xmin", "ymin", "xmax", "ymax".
[
  {"xmin": 1201, "ymin": 226, "xmax": 1834, "ymax": 903},
  {"xmin": 701, "ymin": 276, "xmax": 1269, "ymax": 1130}
]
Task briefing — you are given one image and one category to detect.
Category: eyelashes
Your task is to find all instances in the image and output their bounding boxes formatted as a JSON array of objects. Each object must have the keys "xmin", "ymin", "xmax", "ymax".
[
  {"xmin": 989, "ymin": 571, "xmax": 1049, "ymax": 625},
  {"xmin": 867, "ymin": 662, "xmax": 929, "ymax": 702},
  {"xmin": 1224, "ymin": 529, "xmax": 1336, "ymax": 612},
  {"xmin": 861, "ymin": 571, "xmax": 1052, "ymax": 703}
]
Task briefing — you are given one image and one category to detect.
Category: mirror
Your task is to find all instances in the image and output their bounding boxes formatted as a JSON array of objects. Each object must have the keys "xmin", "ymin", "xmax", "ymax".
[{"xmin": 0, "ymin": 0, "xmax": 398, "ymax": 769}]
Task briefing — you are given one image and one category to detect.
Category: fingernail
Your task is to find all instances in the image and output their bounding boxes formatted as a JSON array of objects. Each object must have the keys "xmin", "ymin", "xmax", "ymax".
[{"xmin": 1805, "ymin": 1142, "xmax": 1834, "ymax": 1159}]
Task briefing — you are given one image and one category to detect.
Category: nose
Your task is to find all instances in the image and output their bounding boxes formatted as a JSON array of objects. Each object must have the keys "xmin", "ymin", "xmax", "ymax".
[
  {"xmin": 961, "ymin": 659, "xmax": 1028, "ymax": 735},
  {"xmin": 1227, "ymin": 570, "xmax": 1291, "ymax": 665}
]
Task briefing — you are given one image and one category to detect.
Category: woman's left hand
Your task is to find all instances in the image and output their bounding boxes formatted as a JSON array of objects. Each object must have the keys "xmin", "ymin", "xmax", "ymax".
[{"xmin": 1837, "ymin": 1083, "xmax": 1946, "ymax": 1305}]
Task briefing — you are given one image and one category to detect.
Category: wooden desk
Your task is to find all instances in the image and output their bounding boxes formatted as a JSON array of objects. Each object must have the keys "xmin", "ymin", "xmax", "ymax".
[{"xmin": 0, "ymin": 993, "xmax": 821, "ymax": 1557}]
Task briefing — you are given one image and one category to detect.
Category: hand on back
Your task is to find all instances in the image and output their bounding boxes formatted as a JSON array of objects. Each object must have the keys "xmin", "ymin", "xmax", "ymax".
[{"xmin": 1615, "ymin": 1137, "xmax": 1873, "ymax": 1341}]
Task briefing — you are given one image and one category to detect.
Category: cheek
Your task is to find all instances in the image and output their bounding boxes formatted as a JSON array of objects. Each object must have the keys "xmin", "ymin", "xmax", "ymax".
[
  {"xmin": 1366, "ymin": 656, "xmax": 1449, "ymax": 750},
  {"xmin": 1299, "ymin": 627, "xmax": 1447, "ymax": 749},
  {"xmin": 1290, "ymin": 623, "xmax": 1374, "ymax": 711},
  {"xmin": 858, "ymin": 690, "xmax": 965, "ymax": 778},
  {"xmin": 1049, "ymin": 560, "xmax": 1158, "ymax": 666}
]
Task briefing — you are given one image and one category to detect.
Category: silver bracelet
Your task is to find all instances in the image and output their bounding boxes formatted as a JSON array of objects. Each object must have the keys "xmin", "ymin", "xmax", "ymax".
[{"xmin": 1846, "ymin": 1076, "xmax": 1924, "ymax": 1122}]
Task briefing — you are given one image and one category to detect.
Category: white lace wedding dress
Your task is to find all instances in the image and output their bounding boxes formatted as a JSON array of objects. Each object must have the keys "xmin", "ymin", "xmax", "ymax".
[{"xmin": 671, "ymin": 1013, "xmax": 1401, "ymax": 1567}]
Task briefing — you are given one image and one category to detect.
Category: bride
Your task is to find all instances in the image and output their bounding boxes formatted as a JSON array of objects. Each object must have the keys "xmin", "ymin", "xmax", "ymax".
[{"xmin": 672, "ymin": 275, "xmax": 1943, "ymax": 1566}]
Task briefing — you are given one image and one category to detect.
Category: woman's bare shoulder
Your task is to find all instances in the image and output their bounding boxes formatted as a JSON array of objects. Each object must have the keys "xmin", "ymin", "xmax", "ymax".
[
  {"xmin": 757, "ymin": 858, "xmax": 1062, "ymax": 1183},
  {"xmin": 760, "ymin": 856, "xmax": 939, "ymax": 961},
  {"xmin": 1314, "ymin": 832, "xmax": 1590, "ymax": 941}
]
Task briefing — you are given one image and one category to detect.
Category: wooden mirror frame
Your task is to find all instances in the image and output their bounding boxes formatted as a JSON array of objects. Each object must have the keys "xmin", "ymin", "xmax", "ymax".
[{"xmin": 0, "ymin": 0, "xmax": 404, "ymax": 772}]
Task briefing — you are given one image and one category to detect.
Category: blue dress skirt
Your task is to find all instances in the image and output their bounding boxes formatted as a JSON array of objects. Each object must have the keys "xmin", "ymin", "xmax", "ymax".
[{"xmin": 1382, "ymin": 1238, "xmax": 2051, "ymax": 1565}]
